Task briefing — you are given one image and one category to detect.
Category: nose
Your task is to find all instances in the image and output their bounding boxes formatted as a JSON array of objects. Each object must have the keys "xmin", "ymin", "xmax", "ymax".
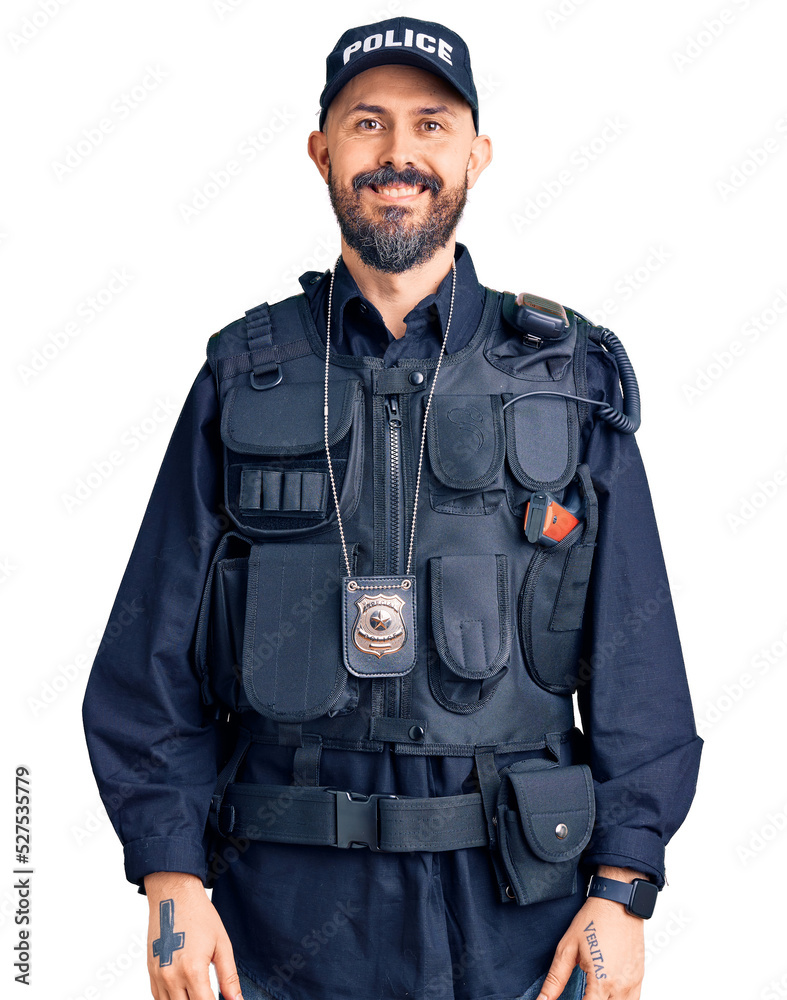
[{"xmin": 376, "ymin": 122, "xmax": 417, "ymax": 172}]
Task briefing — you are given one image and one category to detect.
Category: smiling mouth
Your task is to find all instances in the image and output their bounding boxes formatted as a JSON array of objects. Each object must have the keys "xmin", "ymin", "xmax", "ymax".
[{"xmin": 368, "ymin": 183, "xmax": 428, "ymax": 199}]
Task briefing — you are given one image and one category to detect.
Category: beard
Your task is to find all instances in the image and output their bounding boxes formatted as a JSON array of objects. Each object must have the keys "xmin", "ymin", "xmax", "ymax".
[{"xmin": 327, "ymin": 163, "xmax": 468, "ymax": 274}]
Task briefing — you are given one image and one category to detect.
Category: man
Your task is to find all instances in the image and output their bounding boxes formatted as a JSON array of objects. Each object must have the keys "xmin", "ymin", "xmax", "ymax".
[{"xmin": 82, "ymin": 17, "xmax": 702, "ymax": 1000}]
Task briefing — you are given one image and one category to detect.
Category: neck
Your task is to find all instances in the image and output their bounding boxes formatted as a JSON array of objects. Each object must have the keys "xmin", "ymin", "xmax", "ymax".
[{"xmin": 339, "ymin": 236, "xmax": 457, "ymax": 339}]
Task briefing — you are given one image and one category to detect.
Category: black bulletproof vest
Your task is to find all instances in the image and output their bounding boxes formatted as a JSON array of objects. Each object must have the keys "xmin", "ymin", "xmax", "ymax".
[{"xmin": 195, "ymin": 286, "xmax": 599, "ymax": 762}]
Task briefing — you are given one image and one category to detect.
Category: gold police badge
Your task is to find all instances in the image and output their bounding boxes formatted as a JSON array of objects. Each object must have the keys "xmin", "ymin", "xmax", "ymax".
[
  {"xmin": 342, "ymin": 575, "xmax": 417, "ymax": 677},
  {"xmin": 351, "ymin": 592, "xmax": 407, "ymax": 658}
]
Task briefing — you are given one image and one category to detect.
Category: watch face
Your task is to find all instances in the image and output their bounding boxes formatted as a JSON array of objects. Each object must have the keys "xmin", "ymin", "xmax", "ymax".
[{"xmin": 628, "ymin": 879, "xmax": 659, "ymax": 918}]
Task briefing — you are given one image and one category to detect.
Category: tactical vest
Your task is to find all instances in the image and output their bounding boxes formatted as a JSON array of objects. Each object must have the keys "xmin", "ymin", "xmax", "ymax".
[{"xmin": 197, "ymin": 285, "xmax": 632, "ymax": 907}]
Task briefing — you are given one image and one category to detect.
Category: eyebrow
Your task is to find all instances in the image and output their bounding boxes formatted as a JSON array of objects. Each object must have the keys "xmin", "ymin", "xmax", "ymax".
[{"xmin": 344, "ymin": 102, "xmax": 458, "ymax": 118}]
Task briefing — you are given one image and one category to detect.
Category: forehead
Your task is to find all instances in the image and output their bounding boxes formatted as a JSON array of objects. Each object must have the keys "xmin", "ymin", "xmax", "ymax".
[{"xmin": 331, "ymin": 64, "xmax": 469, "ymax": 118}]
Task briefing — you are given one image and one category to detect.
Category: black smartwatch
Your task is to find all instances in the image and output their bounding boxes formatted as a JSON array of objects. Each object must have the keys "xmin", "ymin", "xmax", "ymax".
[{"xmin": 586, "ymin": 875, "xmax": 658, "ymax": 919}]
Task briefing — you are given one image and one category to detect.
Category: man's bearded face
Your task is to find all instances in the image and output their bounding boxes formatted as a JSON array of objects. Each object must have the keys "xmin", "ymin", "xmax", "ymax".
[{"xmin": 328, "ymin": 162, "xmax": 468, "ymax": 274}]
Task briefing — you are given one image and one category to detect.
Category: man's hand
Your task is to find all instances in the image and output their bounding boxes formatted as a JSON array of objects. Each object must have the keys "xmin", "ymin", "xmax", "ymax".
[
  {"xmin": 144, "ymin": 872, "xmax": 243, "ymax": 1000},
  {"xmin": 536, "ymin": 867, "xmax": 647, "ymax": 1000}
]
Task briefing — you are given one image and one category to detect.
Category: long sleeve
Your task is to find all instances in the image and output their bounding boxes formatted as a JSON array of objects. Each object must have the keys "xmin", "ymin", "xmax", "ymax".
[
  {"xmin": 577, "ymin": 344, "xmax": 703, "ymax": 889},
  {"xmin": 82, "ymin": 360, "xmax": 225, "ymax": 894}
]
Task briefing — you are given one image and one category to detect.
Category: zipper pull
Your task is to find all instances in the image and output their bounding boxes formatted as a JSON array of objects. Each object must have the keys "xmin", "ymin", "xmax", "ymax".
[{"xmin": 385, "ymin": 395, "xmax": 402, "ymax": 425}]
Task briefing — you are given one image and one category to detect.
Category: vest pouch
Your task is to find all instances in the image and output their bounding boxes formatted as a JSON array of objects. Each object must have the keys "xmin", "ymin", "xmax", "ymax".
[
  {"xmin": 208, "ymin": 555, "xmax": 248, "ymax": 709},
  {"xmin": 502, "ymin": 388, "xmax": 579, "ymax": 516},
  {"xmin": 194, "ymin": 530, "xmax": 253, "ymax": 709},
  {"xmin": 221, "ymin": 376, "xmax": 364, "ymax": 538},
  {"xmin": 428, "ymin": 553, "xmax": 511, "ymax": 713},
  {"xmin": 425, "ymin": 394, "xmax": 506, "ymax": 515},
  {"xmin": 241, "ymin": 541, "xmax": 357, "ymax": 722},
  {"xmin": 518, "ymin": 465, "xmax": 599, "ymax": 694},
  {"xmin": 495, "ymin": 759, "xmax": 595, "ymax": 906}
]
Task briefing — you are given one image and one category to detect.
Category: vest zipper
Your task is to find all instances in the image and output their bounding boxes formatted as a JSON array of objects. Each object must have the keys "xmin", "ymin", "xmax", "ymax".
[
  {"xmin": 385, "ymin": 393, "xmax": 404, "ymax": 718},
  {"xmin": 385, "ymin": 395, "xmax": 403, "ymax": 575}
]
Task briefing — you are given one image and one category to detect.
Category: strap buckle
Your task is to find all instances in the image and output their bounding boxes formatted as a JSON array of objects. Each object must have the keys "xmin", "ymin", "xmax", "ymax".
[
  {"xmin": 209, "ymin": 792, "xmax": 236, "ymax": 838},
  {"xmin": 328, "ymin": 789, "xmax": 398, "ymax": 852}
]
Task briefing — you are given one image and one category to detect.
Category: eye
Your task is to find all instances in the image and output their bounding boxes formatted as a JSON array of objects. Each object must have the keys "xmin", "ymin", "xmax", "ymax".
[
  {"xmin": 423, "ymin": 121, "xmax": 442, "ymax": 132},
  {"xmin": 358, "ymin": 118, "xmax": 382, "ymax": 131}
]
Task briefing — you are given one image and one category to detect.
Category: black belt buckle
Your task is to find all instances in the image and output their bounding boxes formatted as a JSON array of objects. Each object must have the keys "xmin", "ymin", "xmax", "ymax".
[{"xmin": 329, "ymin": 789, "xmax": 398, "ymax": 852}]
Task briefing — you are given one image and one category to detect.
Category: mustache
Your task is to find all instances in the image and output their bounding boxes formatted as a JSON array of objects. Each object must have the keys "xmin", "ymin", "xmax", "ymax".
[{"xmin": 352, "ymin": 165, "xmax": 442, "ymax": 196}]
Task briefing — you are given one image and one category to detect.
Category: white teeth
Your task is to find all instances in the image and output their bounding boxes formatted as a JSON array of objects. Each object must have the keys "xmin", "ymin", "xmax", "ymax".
[{"xmin": 377, "ymin": 185, "xmax": 420, "ymax": 198}]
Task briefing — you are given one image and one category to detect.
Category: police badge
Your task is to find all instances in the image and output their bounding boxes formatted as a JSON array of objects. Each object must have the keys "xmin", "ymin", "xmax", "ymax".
[{"xmin": 342, "ymin": 576, "xmax": 417, "ymax": 677}]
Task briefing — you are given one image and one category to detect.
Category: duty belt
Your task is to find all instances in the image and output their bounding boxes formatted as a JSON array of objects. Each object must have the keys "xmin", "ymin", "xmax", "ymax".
[
  {"xmin": 210, "ymin": 782, "xmax": 490, "ymax": 852},
  {"xmin": 207, "ymin": 726, "xmax": 579, "ymax": 854}
]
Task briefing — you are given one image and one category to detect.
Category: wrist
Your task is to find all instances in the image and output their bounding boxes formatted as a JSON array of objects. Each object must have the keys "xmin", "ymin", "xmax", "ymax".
[
  {"xmin": 595, "ymin": 864, "xmax": 650, "ymax": 884},
  {"xmin": 144, "ymin": 871, "xmax": 203, "ymax": 898}
]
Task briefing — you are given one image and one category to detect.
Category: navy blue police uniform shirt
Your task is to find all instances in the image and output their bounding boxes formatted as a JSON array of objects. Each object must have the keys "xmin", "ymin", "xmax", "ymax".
[{"xmin": 82, "ymin": 242, "xmax": 702, "ymax": 1000}]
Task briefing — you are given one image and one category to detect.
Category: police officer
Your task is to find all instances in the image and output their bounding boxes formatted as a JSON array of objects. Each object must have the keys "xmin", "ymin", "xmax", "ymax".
[{"xmin": 82, "ymin": 17, "xmax": 703, "ymax": 1000}]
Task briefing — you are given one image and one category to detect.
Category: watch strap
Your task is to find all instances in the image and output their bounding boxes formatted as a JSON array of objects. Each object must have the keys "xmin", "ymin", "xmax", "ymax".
[{"xmin": 587, "ymin": 875, "xmax": 657, "ymax": 918}]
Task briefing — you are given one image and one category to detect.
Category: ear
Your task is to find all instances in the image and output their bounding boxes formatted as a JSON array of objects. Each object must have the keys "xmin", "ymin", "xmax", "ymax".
[
  {"xmin": 307, "ymin": 130, "xmax": 330, "ymax": 184},
  {"xmin": 466, "ymin": 133, "xmax": 493, "ymax": 190}
]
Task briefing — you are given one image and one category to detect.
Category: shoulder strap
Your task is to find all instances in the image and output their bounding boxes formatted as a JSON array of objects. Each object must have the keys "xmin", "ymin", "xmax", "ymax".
[{"xmin": 206, "ymin": 294, "xmax": 314, "ymax": 385}]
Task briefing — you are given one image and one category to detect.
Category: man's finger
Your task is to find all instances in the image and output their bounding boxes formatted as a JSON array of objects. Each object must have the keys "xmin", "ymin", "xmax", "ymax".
[
  {"xmin": 156, "ymin": 983, "xmax": 185, "ymax": 1000},
  {"xmin": 581, "ymin": 968, "xmax": 609, "ymax": 998},
  {"xmin": 148, "ymin": 972, "xmax": 172, "ymax": 1000},
  {"xmin": 180, "ymin": 960, "xmax": 219, "ymax": 1000},
  {"xmin": 155, "ymin": 962, "xmax": 208, "ymax": 1000},
  {"xmin": 213, "ymin": 934, "xmax": 243, "ymax": 1000},
  {"xmin": 536, "ymin": 946, "xmax": 577, "ymax": 1000}
]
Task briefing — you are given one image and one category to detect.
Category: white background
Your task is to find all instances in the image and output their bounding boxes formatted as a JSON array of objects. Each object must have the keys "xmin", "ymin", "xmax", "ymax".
[{"xmin": 3, "ymin": 0, "xmax": 786, "ymax": 997}]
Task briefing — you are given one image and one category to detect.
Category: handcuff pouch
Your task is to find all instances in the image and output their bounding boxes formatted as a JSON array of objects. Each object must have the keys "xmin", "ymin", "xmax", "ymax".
[{"xmin": 495, "ymin": 759, "xmax": 595, "ymax": 905}]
